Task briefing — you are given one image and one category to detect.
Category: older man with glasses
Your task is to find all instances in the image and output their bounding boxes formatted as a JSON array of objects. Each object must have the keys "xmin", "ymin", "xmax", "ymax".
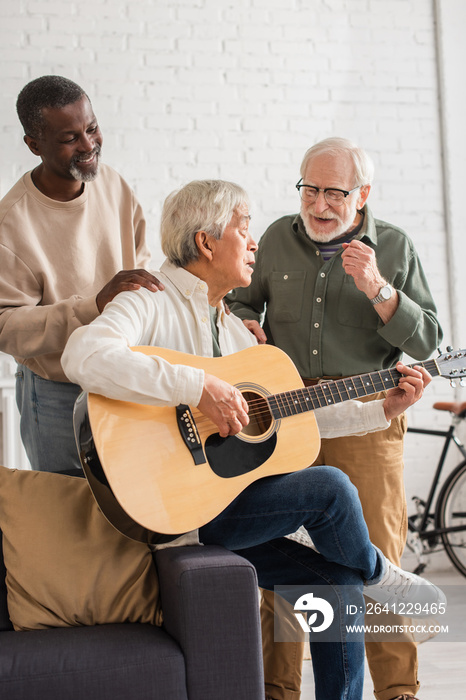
[{"xmin": 227, "ymin": 137, "xmax": 443, "ymax": 700}]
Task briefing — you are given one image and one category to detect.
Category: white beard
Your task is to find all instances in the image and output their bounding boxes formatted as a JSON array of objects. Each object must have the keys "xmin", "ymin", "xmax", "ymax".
[
  {"xmin": 69, "ymin": 146, "xmax": 101, "ymax": 182},
  {"xmin": 301, "ymin": 204, "xmax": 358, "ymax": 242}
]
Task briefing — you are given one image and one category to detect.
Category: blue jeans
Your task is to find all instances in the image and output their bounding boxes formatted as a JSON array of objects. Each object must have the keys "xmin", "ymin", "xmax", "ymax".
[
  {"xmin": 200, "ymin": 466, "xmax": 385, "ymax": 700},
  {"xmin": 15, "ymin": 364, "xmax": 82, "ymax": 472}
]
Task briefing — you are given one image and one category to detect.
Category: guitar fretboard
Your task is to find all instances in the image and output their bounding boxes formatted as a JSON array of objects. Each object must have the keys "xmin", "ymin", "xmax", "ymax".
[{"xmin": 267, "ymin": 359, "xmax": 440, "ymax": 420}]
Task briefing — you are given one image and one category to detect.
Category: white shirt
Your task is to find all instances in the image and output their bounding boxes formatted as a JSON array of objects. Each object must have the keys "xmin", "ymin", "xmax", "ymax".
[{"xmin": 62, "ymin": 260, "xmax": 390, "ymax": 546}]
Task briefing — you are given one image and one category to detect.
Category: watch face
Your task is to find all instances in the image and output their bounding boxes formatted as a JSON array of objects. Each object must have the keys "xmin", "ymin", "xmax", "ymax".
[{"xmin": 381, "ymin": 285, "xmax": 392, "ymax": 300}]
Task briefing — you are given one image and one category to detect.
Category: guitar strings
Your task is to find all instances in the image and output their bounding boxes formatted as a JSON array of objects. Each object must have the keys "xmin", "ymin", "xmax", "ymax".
[
  {"xmin": 231, "ymin": 363, "xmax": 420, "ymax": 419},
  {"xmin": 228, "ymin": 372, "xmax": 399, "ymax": 418},
  {"xmin": 172, "ymin": 359, "xmax": 440, "ymax": 432},
  {"xmin": 189, "ymin": 365, "xmax": 414, "ymax": 428}
]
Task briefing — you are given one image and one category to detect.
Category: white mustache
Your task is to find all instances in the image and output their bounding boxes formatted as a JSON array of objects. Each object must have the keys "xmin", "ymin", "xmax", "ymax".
[{"xmin": 313, "ymin": 213, "xmax": 338, "ymax": 221}]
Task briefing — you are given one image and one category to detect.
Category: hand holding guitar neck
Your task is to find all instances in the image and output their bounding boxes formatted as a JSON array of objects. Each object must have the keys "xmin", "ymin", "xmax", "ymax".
[{"xmin": 383, "ymin": 362, "xmax": 432, "ymax": 422}]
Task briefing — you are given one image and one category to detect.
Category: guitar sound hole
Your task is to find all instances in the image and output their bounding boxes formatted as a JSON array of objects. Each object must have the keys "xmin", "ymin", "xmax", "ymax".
[{"xmin": 241, "ymin": 391, "xmax": 272, "ymax": 437}]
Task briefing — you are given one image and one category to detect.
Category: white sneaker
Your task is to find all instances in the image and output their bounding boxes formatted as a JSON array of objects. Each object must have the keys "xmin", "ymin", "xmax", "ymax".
[{"xmin": 364, "ymin": 558, "xmax": 446, "ymax": 617}]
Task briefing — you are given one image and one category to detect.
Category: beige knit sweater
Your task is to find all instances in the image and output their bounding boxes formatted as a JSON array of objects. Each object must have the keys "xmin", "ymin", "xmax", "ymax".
[{"xmin": 0, "ymin": 164, "xmax": 151, "ymax": 381}]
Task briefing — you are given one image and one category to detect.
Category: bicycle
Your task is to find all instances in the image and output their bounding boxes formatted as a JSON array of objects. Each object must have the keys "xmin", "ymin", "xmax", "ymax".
[{"xmin": 405, "ymin": 401, "xmax": 466, "ymax": 578}]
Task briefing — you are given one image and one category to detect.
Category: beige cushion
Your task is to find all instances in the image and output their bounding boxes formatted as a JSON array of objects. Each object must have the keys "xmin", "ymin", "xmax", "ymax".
[{"xmin": 0, "ymin": 466, "xmax": 161, "ymax": 631}]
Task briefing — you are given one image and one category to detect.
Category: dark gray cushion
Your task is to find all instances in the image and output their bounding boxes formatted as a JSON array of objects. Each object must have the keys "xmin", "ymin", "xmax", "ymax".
[{"xmin": 0, "ymin": 623, "xmax": 188, "ymax": 700}]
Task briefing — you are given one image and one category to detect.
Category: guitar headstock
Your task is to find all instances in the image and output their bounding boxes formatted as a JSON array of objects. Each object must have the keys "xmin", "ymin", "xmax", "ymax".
[{"xmin": 436, "ymin": 347, "xmax": 466, "ymax": 387}]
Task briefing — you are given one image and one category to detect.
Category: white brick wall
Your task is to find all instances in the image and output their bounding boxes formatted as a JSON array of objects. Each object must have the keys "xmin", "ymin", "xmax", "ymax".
[{"xmin": 0, "ymin": 0, "xmax": 463, "ymax": 560}]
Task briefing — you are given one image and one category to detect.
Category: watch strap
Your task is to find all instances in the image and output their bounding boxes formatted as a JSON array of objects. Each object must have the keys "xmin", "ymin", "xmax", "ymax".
[{"xmin": 370, "ymin": 284, "xmax": 393, "ymax": 305}]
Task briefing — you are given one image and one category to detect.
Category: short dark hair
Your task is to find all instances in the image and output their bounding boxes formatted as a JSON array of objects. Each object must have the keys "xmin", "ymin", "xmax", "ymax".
[{"xmin": 16, "ymin": 75, "xmax": 89, "ymax": 138}]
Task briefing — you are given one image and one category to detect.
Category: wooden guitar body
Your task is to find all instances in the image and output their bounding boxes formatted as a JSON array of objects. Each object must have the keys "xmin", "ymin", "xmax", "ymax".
[{"xmin": 74, "ymin": 344, "xmax": 320, "ymax": 542}]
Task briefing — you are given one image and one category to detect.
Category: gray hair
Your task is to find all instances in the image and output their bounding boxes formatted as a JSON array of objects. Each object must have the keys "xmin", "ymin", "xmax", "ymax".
[
  {"xmin": 300, "ymin": 137, "xmax": 375, "ymax": 186},
  {"xmin": 161, "ymin": 180, "xmax": 250, "ymax": 267}
]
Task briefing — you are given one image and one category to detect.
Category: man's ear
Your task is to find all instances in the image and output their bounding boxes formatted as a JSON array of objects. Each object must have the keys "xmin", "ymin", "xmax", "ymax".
[
  {"xmin": 357, "ymin": 184, "xmax": 371, "ymax": 209},
  {"xmin": 23, "ymin": 134, "xmax": 41, "ymax": 157},
  {"xmin": 194, "ymin": 230, "xmax": 214, "ymax": 262}
]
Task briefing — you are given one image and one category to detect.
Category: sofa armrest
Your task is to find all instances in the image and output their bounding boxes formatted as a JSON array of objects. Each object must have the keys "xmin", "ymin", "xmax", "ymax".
[
  {"xmin": 0, "ymin": 533, "xmax": 13, "ymax": 631},
  {"xmin": 155, "ymin": 545, "xmax": 264, "ymax": 700}
]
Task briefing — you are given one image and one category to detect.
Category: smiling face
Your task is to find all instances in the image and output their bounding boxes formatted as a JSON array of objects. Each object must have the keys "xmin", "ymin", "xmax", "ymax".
[
  {"xmin": 26, "ymin": 95, "xmax": 103, "ymax": 185},
  {"xmin": 300, "ymin": 152, "xmax": 370, "ymax": 242}
]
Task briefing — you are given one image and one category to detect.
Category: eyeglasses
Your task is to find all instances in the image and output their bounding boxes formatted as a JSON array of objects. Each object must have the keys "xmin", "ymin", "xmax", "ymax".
[{"xmin": 296, "ymin": 179, "xmax": 361, "ymax": 206}]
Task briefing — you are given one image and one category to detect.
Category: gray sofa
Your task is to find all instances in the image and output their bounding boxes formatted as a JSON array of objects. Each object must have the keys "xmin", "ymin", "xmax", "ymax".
[{"xmin": 0, "ymin": 538, "xmax": 264, "ymax": 700}]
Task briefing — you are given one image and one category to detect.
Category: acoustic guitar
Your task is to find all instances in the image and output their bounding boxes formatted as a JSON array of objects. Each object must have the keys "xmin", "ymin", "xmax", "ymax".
[{"xmin": 73, "ymin": 344, "xmax": 466, "ymax": 544}]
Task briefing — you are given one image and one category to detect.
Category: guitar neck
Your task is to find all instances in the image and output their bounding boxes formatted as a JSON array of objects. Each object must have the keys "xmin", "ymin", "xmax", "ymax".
[{"xmin": 266, "ymin": 358, "xmax": 440, "ymax": 420}]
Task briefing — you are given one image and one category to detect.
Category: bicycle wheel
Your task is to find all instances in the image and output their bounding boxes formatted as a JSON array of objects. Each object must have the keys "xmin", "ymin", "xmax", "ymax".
[{"xmin": 436, "ymin": 460, "xmax": 466, "ymax": 577}]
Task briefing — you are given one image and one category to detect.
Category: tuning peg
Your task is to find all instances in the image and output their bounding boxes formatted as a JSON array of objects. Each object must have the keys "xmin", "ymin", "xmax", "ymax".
[
  {"xmin": 461, "ymin": 379, "xmax": 466, "ymax": 388},
  {"xmin": 446, "ymin": 345, "xmax": 454, "ymax": 352},
  {"xmin": 450, "ymin": 379, "xmax": 457, "ymax": 388}
]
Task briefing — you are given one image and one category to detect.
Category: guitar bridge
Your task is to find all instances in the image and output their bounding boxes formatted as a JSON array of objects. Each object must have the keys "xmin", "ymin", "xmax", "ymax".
[{"xmin": 176, "ymin": 404, "xmax": 207, "ymax": 465}]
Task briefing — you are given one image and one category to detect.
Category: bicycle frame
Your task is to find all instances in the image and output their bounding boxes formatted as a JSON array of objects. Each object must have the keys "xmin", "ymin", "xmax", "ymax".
[{"xmin": 408, "ymin": 420, "xmax": 466, "ymax": 538}]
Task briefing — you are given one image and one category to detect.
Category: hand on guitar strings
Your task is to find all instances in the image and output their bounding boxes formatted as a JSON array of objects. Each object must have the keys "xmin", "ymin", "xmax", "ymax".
[{"xmin": 197, "ymin": 374, "xmax": 249, "ymax": 437}]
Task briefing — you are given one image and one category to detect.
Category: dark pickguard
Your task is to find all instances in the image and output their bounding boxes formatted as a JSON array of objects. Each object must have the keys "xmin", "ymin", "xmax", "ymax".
[{"xmin": 205, "ymin": 432, "xmax": 277, "ymax": 478}]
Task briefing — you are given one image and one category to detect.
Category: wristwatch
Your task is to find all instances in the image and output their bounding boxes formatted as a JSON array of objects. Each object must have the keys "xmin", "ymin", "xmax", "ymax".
[{"xmin": 370, "ymin": 283, "xmax": 393, "ymax": 305}]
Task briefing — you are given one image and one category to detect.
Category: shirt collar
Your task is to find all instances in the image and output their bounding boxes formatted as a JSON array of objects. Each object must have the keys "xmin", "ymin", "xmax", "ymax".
[
  {"xmin": 160, "ymin": 259, "xmax": 208, "ymax": 299},
  {"xmin": 159, "ymin": 260, "xmax": 226, "ymax": 319},
  {"xmin": 355, "ymin": 205, "xmax": 377, "ymax": 245}
]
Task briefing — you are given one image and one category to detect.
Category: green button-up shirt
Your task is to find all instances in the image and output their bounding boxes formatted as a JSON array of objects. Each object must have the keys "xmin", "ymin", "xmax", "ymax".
[{"xmin": 227, "ymin": 206, "xmax": 443, "ymax": 378}]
